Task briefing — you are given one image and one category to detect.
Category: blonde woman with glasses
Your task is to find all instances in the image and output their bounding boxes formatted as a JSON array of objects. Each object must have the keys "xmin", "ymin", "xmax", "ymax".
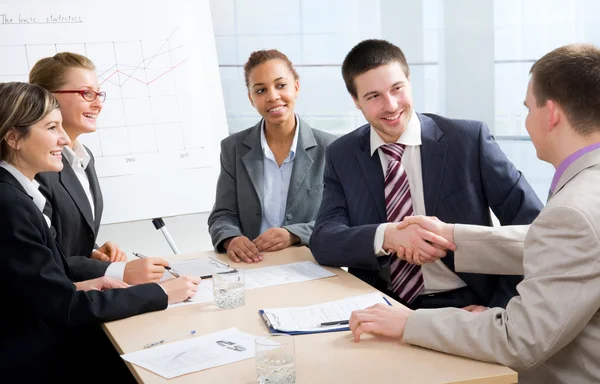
[{"xmin": 30, "ymin": 53, "xmax": 170, "ymax": 285}]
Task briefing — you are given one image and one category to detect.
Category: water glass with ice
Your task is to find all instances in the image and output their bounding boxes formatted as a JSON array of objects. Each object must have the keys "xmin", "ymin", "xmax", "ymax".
[{"xmin": 212, "ymin": 269, "xmax": 245, "ymax": 309}]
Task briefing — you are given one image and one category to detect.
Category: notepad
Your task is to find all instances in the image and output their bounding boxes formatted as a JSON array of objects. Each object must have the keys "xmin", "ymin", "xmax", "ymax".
[{"xmin": 259, "ymin": 292, "xmax": 391, "ymax": 335}]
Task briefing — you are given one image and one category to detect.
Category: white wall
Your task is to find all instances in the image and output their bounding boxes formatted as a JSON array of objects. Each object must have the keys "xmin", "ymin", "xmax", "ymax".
[{"xmin": 97, "ymin": 212, "xmax": 213, "ymax": 256}]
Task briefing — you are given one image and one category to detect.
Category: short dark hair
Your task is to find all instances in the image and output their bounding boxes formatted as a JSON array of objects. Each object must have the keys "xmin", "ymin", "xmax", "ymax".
[
  {"xmin": 243, "ymin": 49, "xmax": 299, "ymax": 88},
  {"xmin": 530, "ymin": 43, "xmax": 600, "ymax": 135},
  {"xmin": 342, "ymin": 39, "xmax": 410, "ymax": 98}
]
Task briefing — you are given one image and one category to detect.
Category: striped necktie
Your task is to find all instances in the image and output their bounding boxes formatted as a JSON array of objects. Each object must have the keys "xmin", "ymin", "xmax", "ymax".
[{"xmin": 381, "ymin": 143, "xmax": 424, "ymax": 304}]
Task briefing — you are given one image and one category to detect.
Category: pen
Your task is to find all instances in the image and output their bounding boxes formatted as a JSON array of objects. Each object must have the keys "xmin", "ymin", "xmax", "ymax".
[
  {"xmin": 143, "ymin": 330, "xmax": 197, "ymax": 348},
  {"xmin": 320, "ymin": 320, "xmax": 349, "ymax": 327},
  {"xmin": 133, "ymin": 252, "xmax": 180, "ymax": 278}
]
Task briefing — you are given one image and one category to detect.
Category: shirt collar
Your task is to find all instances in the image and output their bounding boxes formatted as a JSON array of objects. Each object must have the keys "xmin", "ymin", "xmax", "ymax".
[
  {"xmin": 370, "ymin": 110, "xmax": 422, "ymax": 156},
  {"xmin": 260, "ymin": 115, "xmax": 300, "ymax": 162},
  {"xmin": 63, "ymin": 141, "xmax": 91, "ymax": 169},
  {"xmin": 550, "ymin": 142, "xmax": 600, "ymax": 193},
  {"xmin": 0, "ymin": 161, "xmax": 47, "ymax": 214}
]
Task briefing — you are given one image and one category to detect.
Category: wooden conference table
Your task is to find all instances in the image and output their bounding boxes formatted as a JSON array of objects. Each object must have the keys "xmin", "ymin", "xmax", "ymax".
[{"xmin": 102, "ymin": 247, "xmax": 518, "ymax": 384}]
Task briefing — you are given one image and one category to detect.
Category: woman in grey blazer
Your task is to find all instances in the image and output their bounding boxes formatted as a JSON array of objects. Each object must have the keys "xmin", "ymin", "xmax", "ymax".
[{"xmin": 208, "ymin": 49, "xmax": 336, "ymax": 263}]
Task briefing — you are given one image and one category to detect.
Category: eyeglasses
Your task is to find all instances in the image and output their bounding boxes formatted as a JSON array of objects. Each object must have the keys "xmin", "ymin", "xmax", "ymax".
[{"xmin": 53, "ymin": 89, "xmax": 106, "ymax": 102}]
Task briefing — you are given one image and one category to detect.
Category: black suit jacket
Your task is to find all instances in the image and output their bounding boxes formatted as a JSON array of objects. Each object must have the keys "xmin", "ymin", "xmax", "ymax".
[
  {"xmin": 36, "ymin": 146, "xmax": 108, "ymax": 279},
  {"xmin": 0, "ymin": 167, "xmax": 167, "ymax": 381},
  {"xmin": 309, "ymin": 113, "xmax": 544, "ymax": 308}
]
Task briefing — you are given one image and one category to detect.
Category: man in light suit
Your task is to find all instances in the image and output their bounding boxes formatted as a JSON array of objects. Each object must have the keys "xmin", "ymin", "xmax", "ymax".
[
  {"xmin": 309, "ymin": 39, "xmax": 543, "ymax": 310},
  {"xmin": 349, "ymin": 43, "xmax": 600, "ymax": 384}
]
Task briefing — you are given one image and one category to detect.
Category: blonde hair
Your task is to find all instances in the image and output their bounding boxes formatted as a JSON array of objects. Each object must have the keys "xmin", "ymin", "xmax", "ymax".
[
  {"xmin": 0, "ymin": 82, "xmax": 59, "ymax": 161},
  {"xmin": 29, "ymin": 52, "xmax": 96, "ymax": 91}
]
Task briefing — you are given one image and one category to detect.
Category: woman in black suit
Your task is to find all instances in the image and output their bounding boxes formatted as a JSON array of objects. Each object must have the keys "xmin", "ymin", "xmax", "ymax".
[
  {"xmin": 0, "ymin": 82, "xmax": 200, "ymax": 382},
  {"xmin": 30, "ymin": 52, "xmax": 169, "ymax": 284}
]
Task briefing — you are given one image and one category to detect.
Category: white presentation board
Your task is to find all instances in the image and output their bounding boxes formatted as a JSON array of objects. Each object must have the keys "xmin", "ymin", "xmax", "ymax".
[{"xmin": 0, "ymin": 0, "xmax": 227, "ymax": 223}]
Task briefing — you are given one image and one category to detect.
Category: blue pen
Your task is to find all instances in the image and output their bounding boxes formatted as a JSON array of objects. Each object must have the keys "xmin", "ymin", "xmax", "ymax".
[{"xmin": 143, "ymin": 330, "xmax": 197, "ymax": 348}]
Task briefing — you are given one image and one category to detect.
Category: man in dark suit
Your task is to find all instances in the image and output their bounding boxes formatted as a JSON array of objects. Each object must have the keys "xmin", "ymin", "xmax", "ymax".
[{"xmin": 309, "ymin": 39, "xmax": 543, "ymax": 310}]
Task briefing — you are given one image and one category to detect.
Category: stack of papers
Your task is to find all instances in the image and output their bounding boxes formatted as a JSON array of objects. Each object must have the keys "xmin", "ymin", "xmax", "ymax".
[
  {"xmin": 121, "ymin": 328, "xmax": 258, "ymax": 379},
  {"xmin": 260, "ymin": 293, "xmax": 391, "ymax": 334}
]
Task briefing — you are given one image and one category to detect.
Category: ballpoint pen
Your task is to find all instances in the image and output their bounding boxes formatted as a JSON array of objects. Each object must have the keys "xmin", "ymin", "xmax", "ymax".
[
  {"xmin": 133, "ymin": 252, "xmax": 180, "ymax": 278},
  {"xmin": 319, "ymin": 320, "xmax": 350, "ymax": 327},
  {"xmin": 143, "ymin": 330, "xmax": 197, "ymax": 348}
]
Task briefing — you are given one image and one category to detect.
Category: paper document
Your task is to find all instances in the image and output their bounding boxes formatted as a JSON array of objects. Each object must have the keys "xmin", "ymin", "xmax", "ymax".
[
  {"xmin": 121, "ymin": 328, "xmax": 257, "ymax": 379},
  {"xmin": 168, "ymin": 261, "xmax": 336, "ymax": 309},
  {"xmin": 262, "ymin": 293, "xmax": 389, "ymax": 333},
  {"xmin": 244, "ymin": 260, "xmax": 335, "ymax": 289},
  {"xmin": 162, "ymin": 257, "xmax": 235, "ymax": 280},
  {"xmin": 169, "ymin": 279, "xmax": 214, "ymax": 308}
]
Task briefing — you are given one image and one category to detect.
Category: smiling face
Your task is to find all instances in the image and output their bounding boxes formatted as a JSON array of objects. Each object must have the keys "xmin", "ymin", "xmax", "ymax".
[
  {"xmin": 10, "ymin": 108, "xmax": 71, "ymax": 179},
  {"xmin": 247, "ymin": 59, "xmax": 299, "ymax": 127},
  {"xmin": 352, "ymin": 62, "xmax": 413, "ymax": 143},
  {"xmin": 52, "ymin": 67, "xmax": 102, "ymax": 141}
]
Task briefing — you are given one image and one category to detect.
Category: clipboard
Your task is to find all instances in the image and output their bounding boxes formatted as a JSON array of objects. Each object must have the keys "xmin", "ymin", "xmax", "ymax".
[{"xmin": 258, "ymin": 296, "xmax": 392, "ymax": 335}]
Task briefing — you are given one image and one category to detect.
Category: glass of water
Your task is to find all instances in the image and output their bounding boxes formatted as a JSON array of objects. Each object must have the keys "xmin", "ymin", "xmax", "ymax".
[
  {"xmin": 255, "ymin": 334, "xmax": 296, "ymax": 384},
  {"xmin": 212, "ymin": 269, "xmax": 245, "ymax": 309}
]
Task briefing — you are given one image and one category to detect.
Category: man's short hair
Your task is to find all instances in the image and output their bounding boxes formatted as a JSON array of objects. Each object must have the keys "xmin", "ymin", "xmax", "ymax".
[
  {"xmin": 342, "ymin": 39, "xmax": 410, "ymax": 99},
  {"xmin": 531, "ymin": 43, "xmax": 600, "ymax": 135}
]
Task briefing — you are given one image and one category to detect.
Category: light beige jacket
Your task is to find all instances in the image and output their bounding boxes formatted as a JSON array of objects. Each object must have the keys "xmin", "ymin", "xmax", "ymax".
[{"xmin": 404, "ymin": 149, "xmax": 600, "ymax": 384}]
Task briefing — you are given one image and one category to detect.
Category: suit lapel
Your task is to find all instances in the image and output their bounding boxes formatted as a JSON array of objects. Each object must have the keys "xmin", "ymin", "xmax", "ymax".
[
  {"xmin": 0, "ymin": 168, "xmax": 69, "ymax": 272},
  {"xmin": 286, "ymin": 118, "xmax": 316, "ymax": 206},
  {"xmin": 84, "ymin": 150, "xmax": 103, "ymax": 231},
  {"xmin": 241, "ymin": 121, "xmax": 265, "ymax": 207},
  {"xmin": 59, "ymin": 156, "xmax": 95, "ymax": 233},
  {"xmin": 356, "ymin": 127, "xmax": 386, "ymax": 222},
  {"xmin": 419, "ymin": 113, "xmax": 448, "ymax": 215}
]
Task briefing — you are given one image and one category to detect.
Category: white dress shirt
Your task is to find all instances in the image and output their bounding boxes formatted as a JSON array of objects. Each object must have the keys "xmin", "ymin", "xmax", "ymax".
[
  {"xmin": 0, "ymin": 161, "xmax": 51, "ymax": 228},
  {"xmin": 371, "ymin": 111, "xmax": 466, "ymax": 294},
  {"xmin": 63, "ymin": 142, "xmax": 126, "ymax": 279},
  {"xmin": 62, "ymin": 141, "xmax": 95, "ymax": 220},
  {"xmin": 259, "ymin": 116, "xmax": 299, "ymax": 234}
]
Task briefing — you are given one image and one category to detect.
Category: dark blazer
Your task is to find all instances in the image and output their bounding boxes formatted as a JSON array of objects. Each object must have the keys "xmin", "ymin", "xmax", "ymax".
[
  {"xmin": 0, "ymin": 167, "xmax": 167, "ymax": 382},
  {"xmin": 37, "ymin": 146, "xmax": 109, "ymax": 279},
  {"xmin": 309, "ymin": 113, "xmax": 544, "ymax": 308},
  {"xmin": 208, "ymin": 118, "xmax": 337, "ymax": 251}
]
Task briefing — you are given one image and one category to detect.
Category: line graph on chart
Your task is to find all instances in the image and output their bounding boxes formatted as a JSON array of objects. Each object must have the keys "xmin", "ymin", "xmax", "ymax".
[{"xmin": 0, "ymin": 27, "xmax": 210, "ymax": 177}]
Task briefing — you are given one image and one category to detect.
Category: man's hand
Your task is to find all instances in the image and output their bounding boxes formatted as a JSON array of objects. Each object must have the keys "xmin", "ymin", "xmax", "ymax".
[
  {"xmin": 159, "ymin": 276, "xmax": 202, "ymax": 305},
  {"xmin": 462, "ymin": 305, "xmax": 489, "ymax": 313},
  {"xmin": 349, "ymin": 303, "xmax": 414, "ymax": 342},
  {"xmin": 253, "ymin": 228, "xmax": 299, "ymax": 252},
  {"xmin": 223, "ymin": 236, "xmax": 262, "ymax": 263},
  {"xmin": 383, "ymin": 220, "xmax": 455, "ymax": 261},
  {"xmin": 74, "ymin": 276, "xmax": 129, "ymax": 291},
  {"xmin": 394, "ymin": 216, "xmax": 456, "ymax": 265},
  {"xmin": 124, "ymin": 258, "xmax": 170, "ymax": 285},
  {"xmin": 92, "ymin": 241, "xmax": 127, "ymax": 262}
]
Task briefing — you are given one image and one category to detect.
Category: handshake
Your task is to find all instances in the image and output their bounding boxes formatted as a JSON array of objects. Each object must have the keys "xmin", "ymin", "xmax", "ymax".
[{"xmin": 383, "ymin": 216, "xmax": 456, "ymax": 265}]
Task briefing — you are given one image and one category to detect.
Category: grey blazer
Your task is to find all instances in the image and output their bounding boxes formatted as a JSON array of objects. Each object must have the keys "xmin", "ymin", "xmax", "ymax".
[
  {"xmin": 208, "ymin": 118, "xmax": 336, "ymax": 252},
  {"xmin": 403, "ymin": 149, "xmax": 600, "ymax": 383}
]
